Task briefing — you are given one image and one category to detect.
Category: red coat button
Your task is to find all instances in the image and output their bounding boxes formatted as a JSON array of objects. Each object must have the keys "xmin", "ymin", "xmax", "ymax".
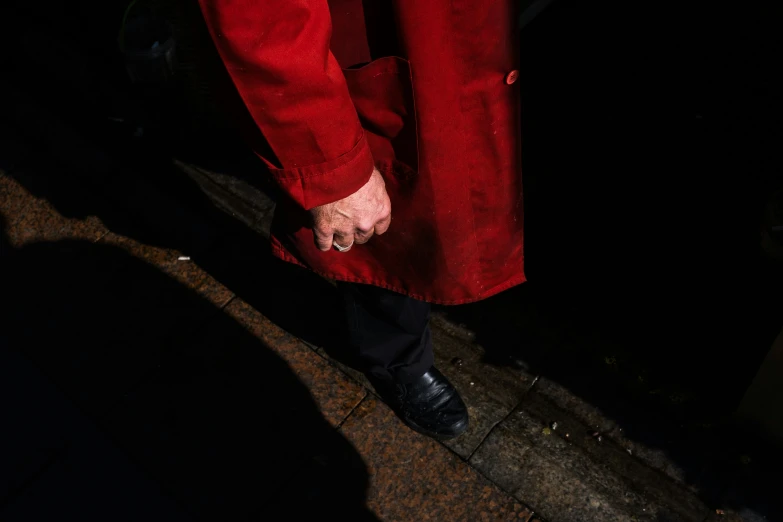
[{"xmin": 505, "ymin": 70, "xmax": 519, "ymax": 85}]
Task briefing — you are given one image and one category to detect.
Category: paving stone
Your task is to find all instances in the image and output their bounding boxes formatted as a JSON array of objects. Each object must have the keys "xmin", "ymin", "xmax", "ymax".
[
  {"xmin": 534, "ymin": 377, "xmax": 698, "ymax": 489},
  {"xmin": 18, "ymin": 338, "xmax": 162, "ymax": 419},
  {"xmin": 100, "ymin": 232, "xmax": 233, "ymax": 308},
  {"xmin": 0, "ymin": 425, "xmax": 194, "ymax": 522},
  {"xmin": 3, "ymin": 189, "xmax": 108, "ymax": 247},
  {"xmin": 523, "ymin": 390, "xmax": 709, "ymax": 520},
  {"xmin": 4, "ymin": 196, "xmax": 67, "ymax": 245},
  {"xmin": 100, "ymin": 305, "xmax": 366, "ymax": 518},
  {"xmin": 173, "ymin": 159, "xmax": 277, "ymax": 238},
  {"xmin": 472, "ymin": 423, "xmax": 652, "ymax": 522},
  {"xmin": 430, "ymin": 313, "xmax": 537, "ymax": 459},
  {"xmin": 0, "ymin": 349, "xmax": 82, "ymax": 505},
  {"xmin": 605, "ymin": 426, "xmax": 691, "ymax": 486},
  {"xmin": 223, "ymin": 298, "xmax": 366, "ymax": 426},
  {"xmin": 0, "ymin": 175, "xmax": 35, "ymax": 227},
  {"xmin": 532, "ymin": 377, "xmax": 620, "ymax": 433},
  {"xmin": 0, "ymin": 326, "xmax": 184, "ymax": 522},
  {"xmin": 0, "ymin": 164, "xmax": 110, "ymax": 246},
  {"xmin": 3, "ymin": 235, "xmax": 227, "ymax": 417},
  {"xmin": 470, "ymin": 390, "xmax": 710, "ymax": 522},
  {"xmin": 315, "ymin": 346, "xmax": 375, "ymax": 391},
  {"xmin": 339, "ymin": 396, "xmax": 534, "ymax": 522}
]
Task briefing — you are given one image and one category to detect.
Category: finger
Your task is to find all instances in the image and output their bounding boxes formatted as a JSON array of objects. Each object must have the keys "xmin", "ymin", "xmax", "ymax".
[
  {"xmin": 354, "ymin": 226, "xmax": 374, "ymax": 244},
  {"xmin": 333, "ymin": 232, "xmax": 355, "ymax": 252},
  {"xmin": 314, "ymin": 228, "xmax": 334, "ymax": 252},
  {"xmin": 374, "ymin": 212, "xmax": 392, "ymax": 235},
  {"xmin": 354, "ymin": 215, "xmax": 378, "ymax": 244}
]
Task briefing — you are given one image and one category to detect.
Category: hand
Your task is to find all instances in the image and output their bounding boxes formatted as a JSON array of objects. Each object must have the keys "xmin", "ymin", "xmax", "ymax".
[{"xmin": 310, "ymin": 168, "xmax": 391, "ymax": 252}]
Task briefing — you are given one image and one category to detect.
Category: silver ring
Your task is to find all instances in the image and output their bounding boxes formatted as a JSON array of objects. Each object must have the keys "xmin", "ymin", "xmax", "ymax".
[{"xmin": 333, "ymin": 240, "xmax": 354, "ymax": 252}]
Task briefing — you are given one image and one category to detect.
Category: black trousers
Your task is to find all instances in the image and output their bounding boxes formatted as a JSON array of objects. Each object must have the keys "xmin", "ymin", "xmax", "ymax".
[{"xmin": 337, "ymin": 282, "xmax": 434, "ymax": 383}]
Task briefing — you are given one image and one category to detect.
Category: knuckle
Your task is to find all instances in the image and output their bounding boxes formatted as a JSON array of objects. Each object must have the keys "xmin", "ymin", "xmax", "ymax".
[{"xmin": 357, "ymin": 220, "xmax": 375, "ymax": 233}]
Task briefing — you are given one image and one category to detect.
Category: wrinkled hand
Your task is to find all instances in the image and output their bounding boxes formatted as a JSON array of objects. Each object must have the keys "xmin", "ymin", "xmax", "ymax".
[{"xmin": 311, "ymin": 168, "xmax": 391, "ymax": 252}]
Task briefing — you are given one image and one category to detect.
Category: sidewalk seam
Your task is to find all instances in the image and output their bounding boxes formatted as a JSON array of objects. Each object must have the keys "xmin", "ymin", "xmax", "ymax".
[
  {"xmin": 465, "ymin": 374, "xmax": 540, "ymax": 462},
  {"xmin": 335, "ymin": 393, "xmax": 369, "ymax": 431}
]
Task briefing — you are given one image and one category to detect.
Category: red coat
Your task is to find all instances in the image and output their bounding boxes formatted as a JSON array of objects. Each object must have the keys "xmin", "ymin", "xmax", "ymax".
[{"xmin": 199, "ymin": 0, "xmax": 525, "ymax": 304}]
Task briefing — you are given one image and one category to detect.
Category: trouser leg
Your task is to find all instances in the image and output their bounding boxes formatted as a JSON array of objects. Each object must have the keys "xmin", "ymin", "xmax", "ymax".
[{"xmin": 337, "ymin": 282, "xmax": 434, "ymax": 383}]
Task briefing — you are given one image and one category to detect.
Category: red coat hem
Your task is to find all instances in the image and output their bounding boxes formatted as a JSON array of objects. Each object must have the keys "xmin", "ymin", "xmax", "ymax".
[{"xmin": 270, "ymin": 239, "xmax": 526, "ymax": 305}]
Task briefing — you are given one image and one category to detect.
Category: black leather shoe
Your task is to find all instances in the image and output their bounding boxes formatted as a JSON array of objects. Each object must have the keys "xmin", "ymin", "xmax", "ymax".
[{"xmin": 370, "ymin": 367, "xmax": 469, "ymax": 440}]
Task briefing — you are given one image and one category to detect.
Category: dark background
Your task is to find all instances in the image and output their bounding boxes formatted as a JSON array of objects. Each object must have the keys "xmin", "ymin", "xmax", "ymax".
[{"xmin": 1, "ymin": 0, "xmax": 781, "ymax": 518}]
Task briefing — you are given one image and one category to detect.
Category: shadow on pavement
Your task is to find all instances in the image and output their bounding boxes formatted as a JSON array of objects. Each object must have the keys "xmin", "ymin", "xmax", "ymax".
[{"xmin": 0, "ymin": 210, "xmax": 377, "ymax": 521}]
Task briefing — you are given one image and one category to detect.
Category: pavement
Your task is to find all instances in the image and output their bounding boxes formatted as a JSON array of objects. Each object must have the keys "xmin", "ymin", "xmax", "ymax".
[{"xmin": 0, "ymin": 120, "xmax": 776, "ymax": 521}]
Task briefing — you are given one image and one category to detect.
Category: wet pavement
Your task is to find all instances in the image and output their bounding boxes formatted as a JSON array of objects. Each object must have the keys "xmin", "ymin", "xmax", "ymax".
[{"xmin": 0, "ymin": 119, "xmax": 779, "ymax": 521}]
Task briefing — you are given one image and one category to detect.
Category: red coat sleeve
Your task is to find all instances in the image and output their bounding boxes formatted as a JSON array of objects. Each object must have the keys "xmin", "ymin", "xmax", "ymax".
[{"xmin": 198, "ymin": 0, "xmax": 374, "ymax": 210}]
